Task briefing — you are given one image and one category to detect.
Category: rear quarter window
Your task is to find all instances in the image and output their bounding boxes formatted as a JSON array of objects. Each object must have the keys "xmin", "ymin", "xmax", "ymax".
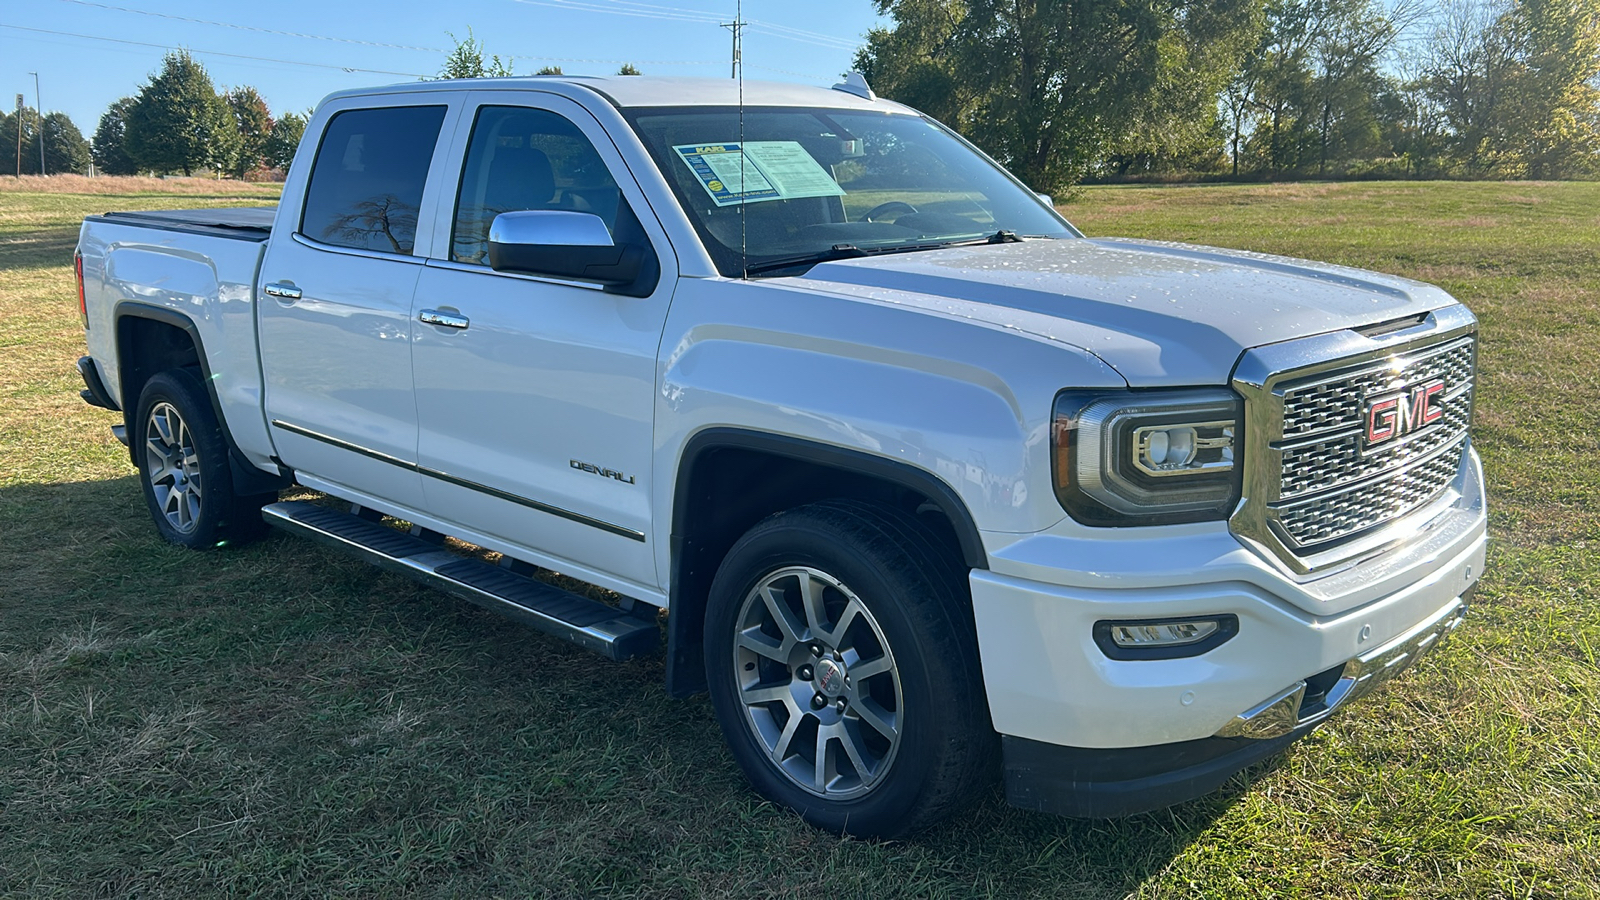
[{"xmin": 299, "ymin": 105, "xmax": 447, "ymax": 255}]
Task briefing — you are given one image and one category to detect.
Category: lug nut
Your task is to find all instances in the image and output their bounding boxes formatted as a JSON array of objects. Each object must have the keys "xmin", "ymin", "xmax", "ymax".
[
  {"xmin": 810, "ymin": 644, "xmax": 824, "ymax": 658},
  {"xmin": 811, "ymin": 693, "xmax": 827, "ymax": 710},
  {"xmin": 797, "ymin": 664, "xmax": 814, "ymax": 681},
  {"xmin": 834, "ymin": 698, "xmax": 847, "ymax": 712}
]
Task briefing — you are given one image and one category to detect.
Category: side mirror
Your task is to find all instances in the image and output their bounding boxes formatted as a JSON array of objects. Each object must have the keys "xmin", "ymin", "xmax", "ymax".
[
  {"xmin": 1035, "ymin": 192, "xmax": 1054, "ymax": 207},
  {"xmin": 487, "ymin": 211, "xmax": 645, "ymax": 287}
]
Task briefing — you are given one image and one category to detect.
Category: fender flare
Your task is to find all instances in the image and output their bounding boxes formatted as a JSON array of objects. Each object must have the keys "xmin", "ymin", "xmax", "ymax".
[
  {"xmin": 665, "ymin": 427, "xmax": 988, "ymax": 696},
  {"xmin": 113, "ymin": 302, "xmax": 291, "ymax": 495}
]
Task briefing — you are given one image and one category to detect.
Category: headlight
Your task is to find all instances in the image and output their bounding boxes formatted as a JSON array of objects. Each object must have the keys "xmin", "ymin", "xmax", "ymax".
[{"xmin": 1053, "ymin": 390, "xmax": 1242, "ymax": 525}]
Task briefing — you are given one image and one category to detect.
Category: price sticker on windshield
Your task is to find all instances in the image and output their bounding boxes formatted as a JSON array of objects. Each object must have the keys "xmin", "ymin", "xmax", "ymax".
[{"xmin": 674, "ymin": 142, "xmax": 844, "ymax": 207}]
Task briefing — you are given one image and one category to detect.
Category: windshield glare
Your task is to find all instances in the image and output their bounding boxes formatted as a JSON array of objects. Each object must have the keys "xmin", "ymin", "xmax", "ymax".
[{"xmin": 625, "ymin": 107, "xmax": 1077, "ymax": 276}]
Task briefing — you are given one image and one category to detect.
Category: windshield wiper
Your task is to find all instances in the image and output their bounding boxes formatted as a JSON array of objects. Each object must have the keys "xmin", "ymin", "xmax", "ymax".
[
  {"xmin": 742, "ymin": 244, "xmax": 868, "ymax": 276},
  {"xmin": 742, "ymin": 231, "xmax": 1028, "ymax": 277}
]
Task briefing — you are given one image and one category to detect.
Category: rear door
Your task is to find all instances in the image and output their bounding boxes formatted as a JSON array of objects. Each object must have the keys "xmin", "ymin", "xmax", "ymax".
[
  {"xmin": 408, "ymin": 90, "xmax": 677, "ymax": 593},
  {"xmin": 259, "ymin": 95, "xmax": 461, "ymax": 508}
]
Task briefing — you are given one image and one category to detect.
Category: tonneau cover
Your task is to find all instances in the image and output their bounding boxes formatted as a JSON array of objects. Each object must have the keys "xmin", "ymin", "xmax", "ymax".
[{"xmin": 99, "ymin": 207, "xmax": 277, "ymax": 240}]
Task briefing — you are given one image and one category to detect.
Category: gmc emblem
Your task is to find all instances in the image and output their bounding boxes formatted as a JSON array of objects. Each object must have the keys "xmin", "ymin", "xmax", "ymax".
[{"xmin": 1363, "ymin": 379, "xmax": 1445, "ymax": 448}]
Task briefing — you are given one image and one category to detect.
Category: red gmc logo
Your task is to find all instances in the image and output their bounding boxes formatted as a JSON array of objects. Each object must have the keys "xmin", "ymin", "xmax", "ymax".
[{"xmin": 1364, "ymin": 379, "xmax": 1446, "ymax": 447}]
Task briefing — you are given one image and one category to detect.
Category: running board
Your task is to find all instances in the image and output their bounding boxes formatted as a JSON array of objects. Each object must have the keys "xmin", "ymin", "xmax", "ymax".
[{"xmin": 262, "ymin": 500, "xmax": 659, "ymax": 661}]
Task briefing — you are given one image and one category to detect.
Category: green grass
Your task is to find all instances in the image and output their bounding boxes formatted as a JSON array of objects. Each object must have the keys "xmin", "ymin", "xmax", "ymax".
[{"xmin": 1, "ymin": 176, "xmax": 1597, "ymax": 898}]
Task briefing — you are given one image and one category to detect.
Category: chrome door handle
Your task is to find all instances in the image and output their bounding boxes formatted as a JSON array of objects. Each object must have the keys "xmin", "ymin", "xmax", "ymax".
[
  {"xmin": 419, "ymin": 309, "xmax": 470, "ymax": 330},
  {"xmin": 264, "ymin": 282, "xmax": 302, "ymax": 302}
]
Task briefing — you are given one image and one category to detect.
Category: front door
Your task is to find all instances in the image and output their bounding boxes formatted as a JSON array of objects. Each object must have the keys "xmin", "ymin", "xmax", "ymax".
[{"xmin": 409, "ymin": 92, "xmax": 676, "ymax": 593}]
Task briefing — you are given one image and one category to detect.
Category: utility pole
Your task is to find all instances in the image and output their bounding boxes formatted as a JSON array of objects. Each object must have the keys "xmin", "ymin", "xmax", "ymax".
[
  {"xmin": 13, "ymin": 94, "xmax": 21, "ymax": 178},
  {"xmin": 720, "ymin": 18, "xmax": 745, "ymax": 79},
  {"xmin": 29, "ymin": 72, "xmax": 44, "ymax": 176}
]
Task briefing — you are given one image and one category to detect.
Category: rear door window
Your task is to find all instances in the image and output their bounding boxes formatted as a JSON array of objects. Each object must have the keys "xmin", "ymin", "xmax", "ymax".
[{"xmin": 300, "ymin": 105, "xmax": 447, "ymax": 255}]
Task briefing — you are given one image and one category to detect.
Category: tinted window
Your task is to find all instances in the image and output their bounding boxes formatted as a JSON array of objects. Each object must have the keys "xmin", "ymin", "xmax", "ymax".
[
  {"xmin": 300, "ymin": 105, "xmax": 447, "ymax": 255},
  {"xmin": 451, "ymin": 106, "xmax": 624, "ymax": 265}
]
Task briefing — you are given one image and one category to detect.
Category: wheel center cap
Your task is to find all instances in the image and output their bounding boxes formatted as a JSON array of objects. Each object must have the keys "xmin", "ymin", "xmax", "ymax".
[{"xmin": 815, "ymin": 658, "xmax": 847, "ymax": 697}]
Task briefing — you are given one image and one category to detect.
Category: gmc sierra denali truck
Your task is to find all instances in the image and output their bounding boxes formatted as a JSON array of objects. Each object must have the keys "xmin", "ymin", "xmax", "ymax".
[{"xmin": 73, "ymin": 75, "xmax": 1485, "ymax": 838}]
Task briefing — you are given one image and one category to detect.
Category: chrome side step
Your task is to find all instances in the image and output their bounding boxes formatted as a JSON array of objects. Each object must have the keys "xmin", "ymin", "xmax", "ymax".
[{"xmin": 262, "ymin": 500, "xmax": 659, "ymax": 661}]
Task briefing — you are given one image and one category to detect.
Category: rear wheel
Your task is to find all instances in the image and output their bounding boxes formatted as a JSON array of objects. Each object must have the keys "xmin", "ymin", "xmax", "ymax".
[
  {"xmin": 135, "ymin": 369, "xmax": 273, "ymax": 549},
  {"xmin": 704, "ymin": 500, "xmax": 993, "ymax": 837}
]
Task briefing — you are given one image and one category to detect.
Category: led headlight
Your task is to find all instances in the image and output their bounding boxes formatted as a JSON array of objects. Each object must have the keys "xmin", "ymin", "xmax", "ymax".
[{"xmin": 1053, "ymin": 390, "xmax": 1243, "ymax": 525}]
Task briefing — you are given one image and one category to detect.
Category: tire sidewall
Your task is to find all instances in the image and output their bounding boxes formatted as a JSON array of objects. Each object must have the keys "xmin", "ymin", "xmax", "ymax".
[
  {"xmin": 704, "ymin": 510, "xmax": 959, "ymax": 836},
  {"xmin": 134, "ymin": 369, "xmax": 237, "ymax": 549}
]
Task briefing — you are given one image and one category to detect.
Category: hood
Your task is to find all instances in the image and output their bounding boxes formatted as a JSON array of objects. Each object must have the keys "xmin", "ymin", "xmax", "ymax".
[{"xmin": 789, "ymin": 237, "xmax": 1460, "ymax": 385}]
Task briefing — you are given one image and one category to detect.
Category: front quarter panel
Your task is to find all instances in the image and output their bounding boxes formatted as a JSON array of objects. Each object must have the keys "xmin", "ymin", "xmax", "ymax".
[{"xmin": 653, "ymin": 276, "xmax": 1128, "ymax": 582}]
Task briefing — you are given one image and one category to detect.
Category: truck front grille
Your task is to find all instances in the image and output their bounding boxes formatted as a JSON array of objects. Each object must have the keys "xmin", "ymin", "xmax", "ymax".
[{"xmin": 1270, "ymin": 335, "xmax": 1476, "ymax": 550}]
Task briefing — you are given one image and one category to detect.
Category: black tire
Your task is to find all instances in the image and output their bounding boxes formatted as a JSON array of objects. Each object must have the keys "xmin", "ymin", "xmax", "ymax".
[
  {"xmin": 134, "ymin": 368, "xmax": 274, "ymax": 549},
  {"xmin": 703, "ymin": 499, "xmax": 994, "ymax": 838}
]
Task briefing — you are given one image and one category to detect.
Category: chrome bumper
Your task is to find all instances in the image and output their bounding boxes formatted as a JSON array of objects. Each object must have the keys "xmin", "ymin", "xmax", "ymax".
[{"xmin": 1215, "ymin": 597, "xmax": 1467, "ymax": 740}]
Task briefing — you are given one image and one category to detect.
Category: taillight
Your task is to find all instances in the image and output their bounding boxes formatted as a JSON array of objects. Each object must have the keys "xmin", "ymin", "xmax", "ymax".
[{"xmin": 75, "ymin": 251, "xmax": 88, "ymax": 329}]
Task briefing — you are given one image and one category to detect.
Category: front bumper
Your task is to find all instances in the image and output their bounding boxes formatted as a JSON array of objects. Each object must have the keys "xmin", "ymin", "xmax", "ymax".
[
  {"xmin": 970, "ymin": 443, "xmax": 1485, "ymax": 817},
  {"xmin": 1001, "ymin": 596, "xmax": 1468, "ymax": 818}
]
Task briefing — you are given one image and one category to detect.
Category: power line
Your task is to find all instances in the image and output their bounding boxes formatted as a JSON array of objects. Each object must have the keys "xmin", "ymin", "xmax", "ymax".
[
  {"xmin": 746, "ymin": 63, "xmax": 836, "ymax": 80},
  {"xmin": 509, "ymin": 0, "xmax": 862, "ymax": 51},
  {"xmin": 0, "ymin": 24, "xmax": 430, "ymax": 76},
  {"xmin": 51, "ymin": 0, "xmax": 450, "ymax": 53},
  {"xmin": 1, "ymin": 23, "xmax": 721, "ymax": 70}
]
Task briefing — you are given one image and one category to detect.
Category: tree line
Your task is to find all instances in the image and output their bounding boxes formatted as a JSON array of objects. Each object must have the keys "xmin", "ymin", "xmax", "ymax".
[
  {"xmin": 4, "ymin": 51, "xmax": 305, "ymax": 179},
  {"xmin": 858, "ymin": 0, "xmax": 1600, "ymax": 192},
  {"xmin": 2, "ymin": 34, "xmax": 635, "ymax": 180}
]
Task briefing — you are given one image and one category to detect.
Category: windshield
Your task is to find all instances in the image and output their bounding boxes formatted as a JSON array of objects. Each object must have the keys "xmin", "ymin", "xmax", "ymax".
[{"xmin": 624, "ymin": 106, "xmax": 1079, "ymax": 277}]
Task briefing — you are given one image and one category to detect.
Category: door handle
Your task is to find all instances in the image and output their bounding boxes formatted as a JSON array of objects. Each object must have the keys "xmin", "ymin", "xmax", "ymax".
[
  {"xmin": 264, "ymin": 282, "xmax": 302, "ymax": 302},
  {"xmin": 419, "ymin": 309, "xmax": 470, "ymax": 330}
]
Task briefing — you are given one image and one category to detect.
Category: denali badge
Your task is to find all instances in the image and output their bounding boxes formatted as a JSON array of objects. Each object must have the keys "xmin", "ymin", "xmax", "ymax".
[
  {"xmin": 1363, "ymin": 379, "xmax": 1445, "ymax": 448},
  {"xmin": 570, "ymin": 459, "xmax": 636, "ymax": 484}
]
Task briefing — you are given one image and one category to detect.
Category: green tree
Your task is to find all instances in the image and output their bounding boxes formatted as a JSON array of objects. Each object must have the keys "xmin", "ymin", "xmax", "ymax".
[
  {"xmin": 1228, "ymin": 0, "xmax": 1412, "ymax": 178},
  {"xmin": 534, "ymin": 65, "xmax": 564, "ymax": 75},
  {"xmin": 226, "ymin": 86, "xmax": 273, "ymax": 179},
  {"xmin": 0, "ymin": 107, "xmax": 90, "ymax": 175},
  {"xmin": 263, "ymin": 111, "xmax": 307, "ymax": 173},
  {"xmin": 124, "ymin": 51, "xmax": 239, "ymax": 176},
  {"xmin": 857, "ymin": 0, "xmax": 1260, "ymax": 194},
  {"xmin": 93, "ymin": 97, "xmax": 140, "ymax": 175},
  {"xmin": 1423, "ymin": 0, "xmax": 1600, "ymax": 178},
  {"xmin": 616, "ymin": 63, "xmax": 643, "ymax": 75},
  {"xmin": 40, "ymin": 112, "xmax": 91, "ymax": 174},
  {"xmin": 438, "ymin": 29, "xmax": 514, "ymax": 78},
  {"xmin": 0, "ymin": 109, "xmax": 35, "ymax": 177}
]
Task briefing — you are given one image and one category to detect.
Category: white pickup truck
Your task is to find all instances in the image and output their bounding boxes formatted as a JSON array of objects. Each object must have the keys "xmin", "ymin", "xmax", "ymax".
[{"xmin": 74, "ymin": 75, "xmax": 1485, "ymax": 837}]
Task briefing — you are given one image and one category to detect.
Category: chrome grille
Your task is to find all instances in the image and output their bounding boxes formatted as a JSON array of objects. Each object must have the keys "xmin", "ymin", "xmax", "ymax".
[
  {"xmin": 1276, "ymin": 438, "xmax": 1467, "ymax": 546},
  {"xmin": 1270, "ymin": 335, "xmax": 1475, "ymax": 550}
]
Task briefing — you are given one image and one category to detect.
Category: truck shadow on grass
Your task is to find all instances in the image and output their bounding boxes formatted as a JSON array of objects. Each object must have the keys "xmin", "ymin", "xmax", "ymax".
[{"xmin": 0, "ymin": 474, "xmax": 1275, "ymax": 898}]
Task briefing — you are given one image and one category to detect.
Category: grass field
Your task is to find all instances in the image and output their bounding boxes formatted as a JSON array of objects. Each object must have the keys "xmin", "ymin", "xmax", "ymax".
[{"xmin": 2, "ymin": 174, "xmax": 1598, "ymax": 898}]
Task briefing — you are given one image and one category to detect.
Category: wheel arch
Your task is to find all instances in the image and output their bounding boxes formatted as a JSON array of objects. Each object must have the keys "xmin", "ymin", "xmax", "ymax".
[
  {"xmin": 114, "ymin": 302, "xmax": 291, "ymax": 494},
  {"xmin": 665, "ymin": 427, "xmax": 987, "ymax": 697}
]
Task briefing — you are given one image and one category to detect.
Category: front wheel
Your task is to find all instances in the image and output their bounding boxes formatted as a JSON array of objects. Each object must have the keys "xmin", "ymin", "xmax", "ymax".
[
  {"xmin": 134, "ymin": 369, "xmax": 273, "ymax": 549},
  {"xmin": 703, "ymin": 500, "xmax": 994, "ymax": 837}
]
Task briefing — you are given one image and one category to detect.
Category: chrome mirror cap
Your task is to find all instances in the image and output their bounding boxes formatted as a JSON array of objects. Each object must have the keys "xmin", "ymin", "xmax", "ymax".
[{"xmin": 488, "ymin": 210, "xmax": 614, "ymax": 248}]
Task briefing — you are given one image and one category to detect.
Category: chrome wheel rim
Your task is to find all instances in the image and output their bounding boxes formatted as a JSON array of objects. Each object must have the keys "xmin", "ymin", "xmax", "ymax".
[
  {"xmin": 733, "ymin": 566, "xmax": 903, "ymax": 800},
  {"xmin": 144, "ymin": 401, "xmax": 202, "ymax": 534}
]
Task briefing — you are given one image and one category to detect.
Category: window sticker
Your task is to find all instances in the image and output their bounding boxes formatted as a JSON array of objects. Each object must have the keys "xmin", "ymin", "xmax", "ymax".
[{"xmin": 673, "ymin": 141, "xmax": 845, "ymax": 207}]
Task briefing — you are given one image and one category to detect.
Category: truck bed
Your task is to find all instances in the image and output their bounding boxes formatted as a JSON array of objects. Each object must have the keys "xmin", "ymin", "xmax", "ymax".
[{"xmin": 93, "ymin": 207, "xmax": 277, "ymax": 242}]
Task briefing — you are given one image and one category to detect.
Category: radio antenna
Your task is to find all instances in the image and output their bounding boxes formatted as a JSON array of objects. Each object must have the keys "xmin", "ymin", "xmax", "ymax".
[{"xmin": 725, "ymin": 1, "xmax": 746, "ymax": 277}]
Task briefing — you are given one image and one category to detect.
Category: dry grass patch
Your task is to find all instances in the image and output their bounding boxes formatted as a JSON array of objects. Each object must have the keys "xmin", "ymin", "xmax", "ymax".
[{"xmin": 0, "ymin": 173, "xmax": 283, "ymax": 196}]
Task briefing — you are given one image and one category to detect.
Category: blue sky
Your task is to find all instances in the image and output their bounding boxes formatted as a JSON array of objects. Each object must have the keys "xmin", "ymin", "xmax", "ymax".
[{"xmin": 2, "ymin": 0, "xmax": 886, "ymax": 135}]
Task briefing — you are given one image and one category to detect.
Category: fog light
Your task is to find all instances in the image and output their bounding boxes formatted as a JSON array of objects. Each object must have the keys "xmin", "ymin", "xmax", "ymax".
[
  {"xmin": 1093, "ymin": 615, "xmax": 1239, "ymax": 660},
  {"xmin": 1111, "ymin": 620, "xmax": 1218, "ymax": 647}
]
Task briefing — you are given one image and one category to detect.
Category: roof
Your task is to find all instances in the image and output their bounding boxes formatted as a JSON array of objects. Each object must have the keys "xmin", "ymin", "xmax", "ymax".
[{"xmin": 320, "ymin": 75, "xmax": 908, "ymax": 113}]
